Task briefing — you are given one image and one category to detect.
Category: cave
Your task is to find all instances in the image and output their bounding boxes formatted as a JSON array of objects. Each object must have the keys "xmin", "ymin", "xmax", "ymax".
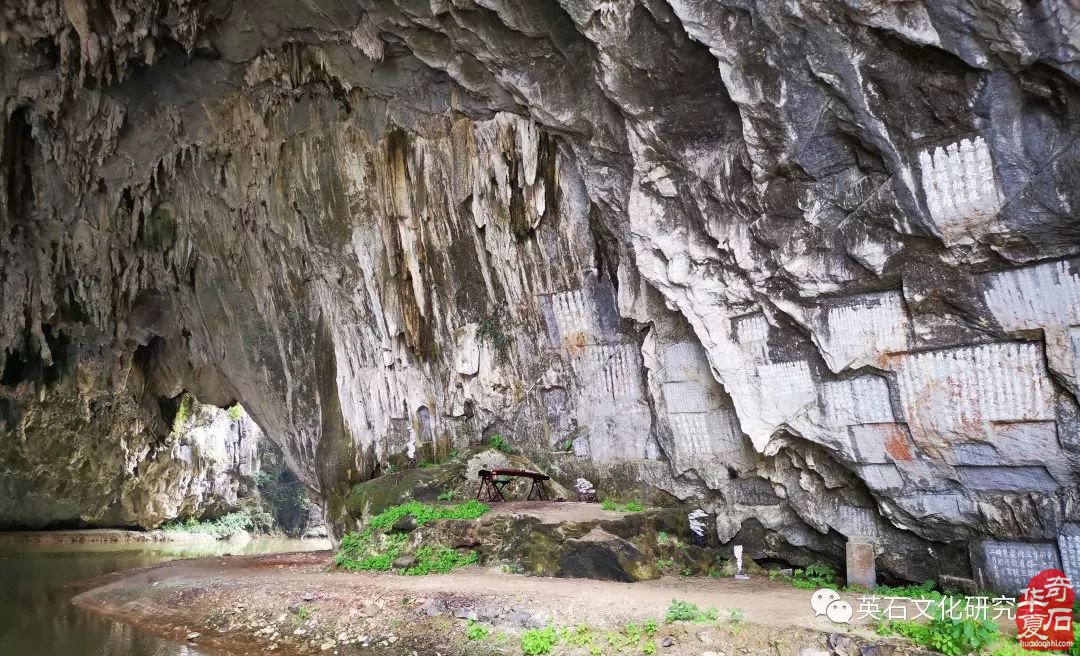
[{"xmin": 2, "ymin": 2, "xmax": 1080, "ymax": 652}]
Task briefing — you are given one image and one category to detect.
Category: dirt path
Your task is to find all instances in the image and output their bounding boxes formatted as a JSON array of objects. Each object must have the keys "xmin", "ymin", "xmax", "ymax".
[{"xmin": 71, "ymin": 551, "xmax": 907, "ymax": 656}]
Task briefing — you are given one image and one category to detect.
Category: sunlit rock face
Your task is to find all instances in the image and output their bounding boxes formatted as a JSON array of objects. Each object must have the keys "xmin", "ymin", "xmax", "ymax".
[{"xmin": 2, "ymin": 0, "xmax": 1080, "ymax": 583}]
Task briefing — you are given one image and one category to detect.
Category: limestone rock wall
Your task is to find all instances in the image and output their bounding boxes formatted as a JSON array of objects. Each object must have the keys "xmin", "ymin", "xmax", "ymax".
[{"xmin": 2, "ymin": 0, "xmax": 1080, "ymax": 584}]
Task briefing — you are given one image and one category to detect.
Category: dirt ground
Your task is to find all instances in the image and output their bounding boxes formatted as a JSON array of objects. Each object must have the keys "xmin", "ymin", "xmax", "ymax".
[{"xmin": 71, "ymin": 549, "xmax": 920, "ymax": 656}]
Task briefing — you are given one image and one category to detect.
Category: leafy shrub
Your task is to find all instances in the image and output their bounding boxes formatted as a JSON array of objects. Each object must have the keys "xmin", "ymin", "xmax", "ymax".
[
  {"xmin": 465, "ymin": 620, "xmax": 489, "ymax": 641},
  {"xmin": 786, "ymin": 563, "xmax": 837, "ymax": 590},
  {"xmin": 601, "ymin": 500, "xmax": 618, "ymax": 511},
  {"xmin": 488, "ymin": 434, "xmax": 513, "ymax": 453},
  {"xmin": 521, "ymin": 627, "xmax": 558, "ymax": 655},
  {"xmin": 642, "ymin": 640, "xmax": 657, "ymax": 655},
  {"xmin": 437, "ymin": 491, "xmax": 455, "ymax": 502},
  {"xmin": 666, "ymin": 599, "xmax": 719, "ymax": 623},
  {"xmin": 226, "ymin": 404, "xmax": 244, "ymax": 421},
  {"xmin": 643, "ymin": 619, "xmax": 658, "ymax": 636},
  {"xmin": 622, "ymin": 501, "xmax": 644, "ymax": 512}
]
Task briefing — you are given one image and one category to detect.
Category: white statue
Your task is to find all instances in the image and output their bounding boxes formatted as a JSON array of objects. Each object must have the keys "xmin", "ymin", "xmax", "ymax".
[{"xmin": 734, "ymin": 544, "xmax": 749, "ymax": 580}]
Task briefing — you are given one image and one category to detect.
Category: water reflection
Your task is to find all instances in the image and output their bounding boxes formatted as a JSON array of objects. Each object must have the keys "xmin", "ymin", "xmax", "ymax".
[{"xmin": 0, "ymin": 538, "xmax": 329, "ymax": 656}]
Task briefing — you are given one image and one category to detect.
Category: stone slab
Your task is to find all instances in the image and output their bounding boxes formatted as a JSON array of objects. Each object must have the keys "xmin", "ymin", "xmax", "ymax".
[{"xmin": 975, "ymin": 541, "xmax": 1061, "ymax": 595}]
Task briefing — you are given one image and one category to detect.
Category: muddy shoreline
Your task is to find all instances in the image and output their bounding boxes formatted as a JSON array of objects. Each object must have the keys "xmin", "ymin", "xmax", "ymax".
[
  {"xmin": 0, "ymin": 528, "xmax": 221, "ymax": 546},
  {"xmin": 70, "ymin": 551, "xmax": 931, "ymax": 656}
]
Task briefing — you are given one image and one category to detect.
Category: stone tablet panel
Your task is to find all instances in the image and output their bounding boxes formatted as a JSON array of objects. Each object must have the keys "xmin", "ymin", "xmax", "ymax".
[
  {"xmin": 992, "ymin": 422, "xmax": 1061, "ymax": 463},
  {"xmin": 979, "ymin": 541, "xmax": 1061, "ymax": 594},
  {"xmin": 918, "ymin": 137, "xmax": 1001, "ymax": 242},
  {"xmin": 663, "ymin": 381, "xmax": 710, "ymax": 414},
  {"xmin": 952, "ymin": 442, "xmax": 1001, "ymax": 466},
  {"xmin": 830, "ymin": 504, "xmax": 877, "ymax": 538},
  {"xmin": 821, "ymin": 376, "xmax": 895, "ymax": 427},
  {"xmin": 732, "ymin": 313, "xmax": 769, "ymax": 359},
  {"xmin": 758, "ymin": 360, "xmax": 817, "ymax": 410},
  {"xmin": 551, "ymin": 289, "xmax": 591, "ymax": 344},
  {"xmin": 663, "ymin": 342, "xmax": 709, "ymax": 382},
  {"xmin": 956, "ymin": 465, "xmax": 1059, "ymax": 492},
  {"xmin": 850, "ymin": 423, "xmax": 911, "ymax": 464},
  {"xmin": 669, "ymin": 413, "xmax": 710, "ymax": 455},
  {"xmin": 891, "ymin": 343, "xmax": 1055, "ymax": 439},
  {"xmin": 1059, "ymin": 534, "xmax": 1080, "ymax": 591},
  {"xmin": 982, "ymin": 258, "xmax": 1080, "ymax": 332},
  {"xmin": 859, "ymin": 464, "xmax": 904, "ymax": 491},
  {"xmin": 577, "ymin": 344, "xmax": 641, "ymax": 402},
  {"xmin": 824, "ymin": 292, "xmax": 910, "ymax": 369},
  {"xmin": 731, "ymin": 477, "xmax": 781, "ymax": 506}
]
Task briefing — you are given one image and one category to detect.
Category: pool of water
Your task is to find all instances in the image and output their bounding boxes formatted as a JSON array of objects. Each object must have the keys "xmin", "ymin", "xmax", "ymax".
[{"xmin": 0, "ymin": 536, "xmax": 330, "ymax": 656}]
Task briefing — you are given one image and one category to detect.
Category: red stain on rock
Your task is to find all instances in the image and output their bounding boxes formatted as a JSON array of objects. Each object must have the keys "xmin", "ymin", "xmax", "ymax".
[{"xmin": 884, "ymin": 426, "xmax": 913, "ymax": 462}]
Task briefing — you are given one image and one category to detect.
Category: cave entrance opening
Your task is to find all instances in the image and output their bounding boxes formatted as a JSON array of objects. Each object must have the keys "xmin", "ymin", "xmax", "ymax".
[{"xmin": 160, "ymin": 392, "xmax": 323, "ymax": 538}]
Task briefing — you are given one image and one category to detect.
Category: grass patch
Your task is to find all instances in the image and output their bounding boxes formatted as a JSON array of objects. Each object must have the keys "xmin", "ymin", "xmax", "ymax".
[{"xmin": 601, "ymin": 500, "xmax": 645, "ymax": 512}]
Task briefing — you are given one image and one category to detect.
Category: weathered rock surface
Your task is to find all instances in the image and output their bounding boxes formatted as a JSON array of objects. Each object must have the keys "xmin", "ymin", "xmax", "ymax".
[{"xmin": 2, "ymin": 0, "xmax": 1080, "ymax": 586}]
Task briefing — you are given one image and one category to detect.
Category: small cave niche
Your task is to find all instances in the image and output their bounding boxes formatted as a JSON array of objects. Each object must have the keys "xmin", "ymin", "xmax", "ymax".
[
  {"xmin": 4, "ymin": 106, "xmax": 36, "ymax": 229},
  {"xmin": 0, "ymin": 397, "xmax": 19, "ymax": 432},
  {"xmin": 0, "ymin": 325, "xmax": 72, "ymax": 387}
]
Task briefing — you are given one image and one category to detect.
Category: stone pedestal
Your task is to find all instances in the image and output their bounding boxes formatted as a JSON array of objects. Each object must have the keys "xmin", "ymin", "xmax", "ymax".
[{"xmin": 846, "ymin": 540, "xmax": 877, "ymax": 590}]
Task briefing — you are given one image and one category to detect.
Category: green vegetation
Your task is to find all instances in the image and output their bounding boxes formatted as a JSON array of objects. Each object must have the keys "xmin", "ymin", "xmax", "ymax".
[
  {"xmin": 465, "ymin": 620, "xmax": 664, "ymax": 655},
  {"xmin": 488, "ymin": 434, "xmax": 513, "ymax": 453},
  {"xmin": 405, "ymin": 547, "xmax": 479, "ymax": 575},
  {"xmin": 666, "ymin": 599, "xmax": 719, "ymax": 623},
  {"xmin": 171, "ymin": 393, "xmax": 194, "ymax": 433},
  {"xmin": 465, "ymin": 620, "xmax": 489, "ymax": 641},
  {"xmin": 779, "ymin": 563, "xmax": 837, "ymax": 590},
  {"xmin": 657, "ymin": 531, "xmax": 668, "ymax": 544},
  {"xmin": 226, "ymin": 404, "xmax": 244, "ymax": 421},
  {"xmin": 727, "ymin": 608, "xmax": 744, "ymax": 623},
  {"xmin": 437, "ymin": 491, "xmax": 455, "ymax": 502},
  {"xmin": 601, "ymin": 500, "xmax": 645, "ymax": 512},
  {"xmin": 160, "ymin": 511, "xmax": 254, "ymax": 538},
  {"xmin": 335, "ymin": 500, "xmax": 490, "ymax": 573},
  {"xmin": 253, "ymin": 466, "xmax": 312, "ymax": 536},
  {"xmin": 877, "ymin": 617, "xmax": 998, "ymax": 656},
  {"xmin": 296, "ymin": 605, "xmax": 310, "ymax": 621},
  {"xmin": 521, "ymin": 627, "xmax": 558, "ymax": 655},
  {"xmin": 655, "ymin": 559, "xmax": 674, "ymax": 571},
  {"xmin": 477, "ymin": 308, "xmax": 512, "ymax": 350}
]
